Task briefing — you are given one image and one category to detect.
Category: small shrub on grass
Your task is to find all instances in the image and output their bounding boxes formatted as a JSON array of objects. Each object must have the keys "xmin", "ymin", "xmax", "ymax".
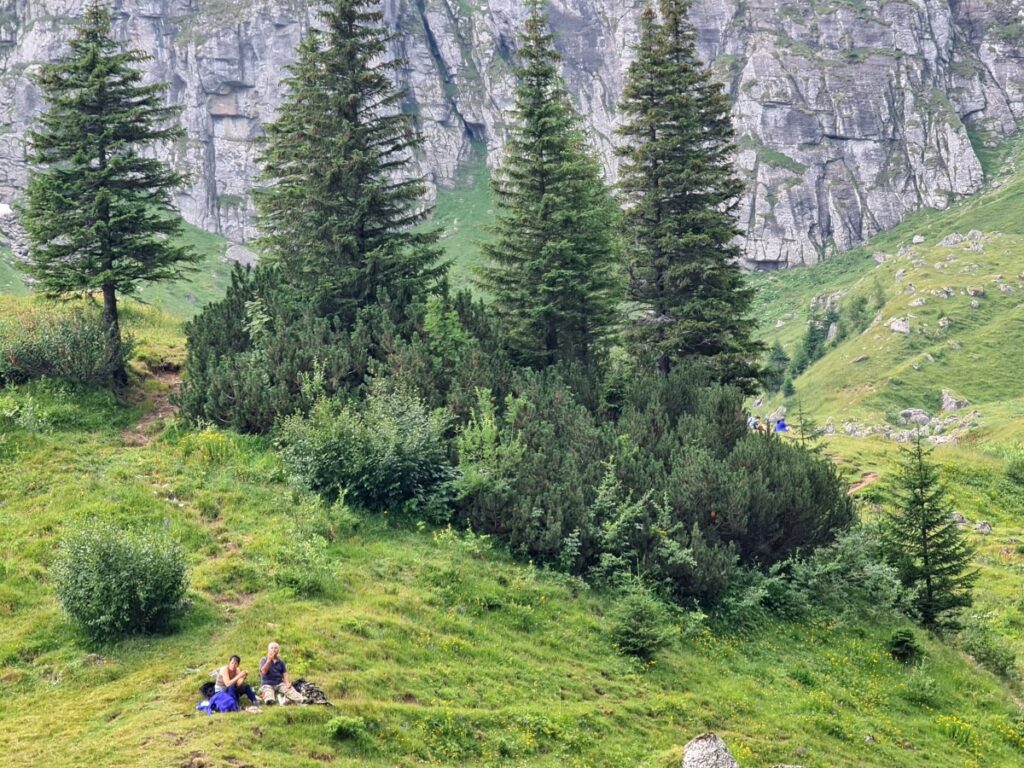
[
  {"xmin": 0, "ymin": 303, "xmax": 132, "ymax": 386},
  {"xmin": 53, "ymin": 520, "xmax": 188, "ymax": 641},
  {"xmin": 1005, "ymin": 449, "xmax": 1024, "ymax": 486},
  {"xmin": 326, "ymin": 715, "xmax": 368, "ymax": 743},
  {"xmin": 274, "ymin": 530, "xmax": 332, "ymax": 597},
  {"xmin": 957, "ymin": 619, "xmax": 1019, "ymax": 680},
  {"xmin": 608, "ymin": 582, "xmax": 676, "ymax": 660},
  {"xmin": 888, "ymin": 628, "xmax": 923, "ymax": 664},
  {"xmin": 278, "ymin": 383, "xmax": 454, "ymax": 522},
  {"xmin": 901, "ymin": 666, "xmax": 941, "ymax": 707}
]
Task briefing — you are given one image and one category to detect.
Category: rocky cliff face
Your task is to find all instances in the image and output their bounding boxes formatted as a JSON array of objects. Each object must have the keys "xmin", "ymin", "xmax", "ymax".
[{"xmin": 0, "ymin": 0, "xmax": 1022, "ymax": 268}]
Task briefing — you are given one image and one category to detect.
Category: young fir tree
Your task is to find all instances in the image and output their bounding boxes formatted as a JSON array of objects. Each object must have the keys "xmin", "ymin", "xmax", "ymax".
[
  {"xmin": 254, "ymin": 0, "xmax": 444, "ymax": 328},
  {"xmin": 764, "ymin": 339, "xmax": 790, "ymax": 392},
  {"xmin": 478, "ymin": 0, "xmax": 621, "ymax": 369},
  {"xmin": 881, "ymin": 436, "xmax": 977, "ymax": 628},
  {"xmin": 617, "ymin": 0, "xmax": 760, "ymax": 389},
  {"xmin": 20, "ymin": 2, "xmax": 196, "ymax": 387}
]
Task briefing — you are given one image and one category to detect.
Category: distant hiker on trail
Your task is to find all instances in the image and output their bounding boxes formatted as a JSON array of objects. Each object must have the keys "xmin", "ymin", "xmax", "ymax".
[
  {"xmin": 217, "ymin": 654, "xmax": 258, "ymax": 705},
  {"xmin": 259, "ymin": 642, "xmax": 305, "ymax": 705},
  {"xmin": 775, "ymin": 417, "xmax": 789, "ymax": 433}
]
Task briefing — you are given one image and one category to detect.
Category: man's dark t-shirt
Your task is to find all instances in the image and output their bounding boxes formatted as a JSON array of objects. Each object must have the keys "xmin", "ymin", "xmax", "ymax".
[{"xmin": 260, "ymin": 657, "xmax": 286, "ymax": 686}]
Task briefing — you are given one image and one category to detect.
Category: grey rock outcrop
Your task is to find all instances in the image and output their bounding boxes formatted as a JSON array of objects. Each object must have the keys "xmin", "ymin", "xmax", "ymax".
[
  {"xmin": 0, "ymin": 0, "xmax": 1021, "ymax": 265},
  {"xmin": 889, "ymin": 317, "xmax": 911, "ymax": 334},
  {"xmin": 941, "ymin": 389, "xmax": 969, "ymax": 411},
  {"xmin": 683, "ymin": 733, "xmax": 739, "ymax": 768}
]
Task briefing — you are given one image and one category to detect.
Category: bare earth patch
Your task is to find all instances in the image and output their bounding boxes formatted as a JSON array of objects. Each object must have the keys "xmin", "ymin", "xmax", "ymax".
[
  {"xmin": 847, "ymin": 471, "xmax": 880, "ymax": 495},
  {"xmin": 122, "ymin": 368, "xmax": 181, "ymax": 446}
]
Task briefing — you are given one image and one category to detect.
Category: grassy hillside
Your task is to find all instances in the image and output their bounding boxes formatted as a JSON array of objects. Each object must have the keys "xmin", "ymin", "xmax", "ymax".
[
  {"xmin": 2, "ymin": 124, "xmax": 1024, "ymax": 768},
  {"xmin": 750, "ymin": 136, "xmax": 1024, "ymax": 434},
  {"xmin": 430, "ymin": 149, "xmax": 495, "ymax": 289},
  {"xmin": 745, "ymin": 133, "xmax": 1024, "ymax": 695},
  {"xmin": 0, "ymin": 324, "xmax": 1022, "ymax": 767},
  {"xmin": 0, "ymin": 223, "xmax": 233, "ymax": 318}
]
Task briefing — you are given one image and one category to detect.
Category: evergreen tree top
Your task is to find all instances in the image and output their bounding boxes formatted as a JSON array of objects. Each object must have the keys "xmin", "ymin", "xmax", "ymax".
[{"xmin": 253, "ymin": 0, "xmax": 444, "ymax": 325}]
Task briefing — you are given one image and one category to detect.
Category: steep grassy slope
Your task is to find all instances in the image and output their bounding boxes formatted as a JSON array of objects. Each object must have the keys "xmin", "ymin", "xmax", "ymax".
[
  {"xmin": 750, "ymin": 136, "xmax": 1024, "ymax": 434},
  {"xmin": 0, "ymin": 302, "xmax": 1022, "ymax": 767},
  {"xmin": 428, "ymin": 151, "xmax": 495, "ymax": 290},
  {"xmin": 0, "ymin": 223, "xmax": 233, "ymax": 317},
  {"xmin": 746, "ymin": 135, "xmax": 1024, "ymax": 694}
]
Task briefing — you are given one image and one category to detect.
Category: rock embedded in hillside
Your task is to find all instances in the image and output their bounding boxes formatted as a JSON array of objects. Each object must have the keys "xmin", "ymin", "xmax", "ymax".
[
  {"xmin": 974, "ymin": 521, "xmax": 993, "ymax": 534},
  {"xmin": 970, "ymin": 299, "xmax": 980, "ymax": 308},
  {"xmin": 682, "ymin": 733, "xmax": 739, "ymax": 768},
  {"xmin": 852, "ymin": 355, "xmax": 869, "ymax": 363},
  {"xmin": 889, "ymin": 317, "xmax": 911, "ymax": 334},
  {"xmin": 912, "ymin": 235, "xmax": 926, "ymax": 245},
  {"xmin": 942, "ymin": 390, "xmax": 969, "ymax": 411},
  {"xmin": 826, "ymin": 322, "xmax": 838, "ymax": 343},
  {"xmin": 899, "ymin": 408, "xmax": 932, "ymax": 426},
  {"xmin": 967, "ymin": 287, "xmax": 986, "ymax": 297},
  {"xmin": 909, "ymin": 298, "xmax": 926, "ymax": 307},
  {"xmin": 998, "ymin": 283, "xmax": 1015, "ymax": 293},
  {"xmin": 224, "ymin": 243, "xmax": 258, "ymax": 267},
  {"xmin": 904, "ymin": 283, "xmax": 917, "ymax": 294},
  {"xmin": 873, "ymin": 252, "xmax": 889, "ymax": 265},
  {"xmin": 950, "ymin": 512, "xmax": 969, "ymax": 524},
  {"xmin": 940, "ymin": 233, "xmax": 964, "ymax": 246},
  {"xmin": 938, "ymin": 316, "xmax": 950, "ymax": 329}
]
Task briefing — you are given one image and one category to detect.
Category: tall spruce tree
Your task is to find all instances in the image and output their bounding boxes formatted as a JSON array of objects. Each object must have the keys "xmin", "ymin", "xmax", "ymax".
[
  {"xmin": 478, "ymin": 1, "xmax": 621, "ymax": 369},
  {"xmin": 255, "ymin": 0, "xmax": 444, "ymax": 327},
  {"xmin": 20, "ymin": 2, "xmax": 196, "ymax": 387},
  {"xmin": 617, "ymin": 0, "xmax": 760, "ymax": 388},
  {"xmin": 881, "ymin": 436, "xmax": 977, "ymax": 627}
]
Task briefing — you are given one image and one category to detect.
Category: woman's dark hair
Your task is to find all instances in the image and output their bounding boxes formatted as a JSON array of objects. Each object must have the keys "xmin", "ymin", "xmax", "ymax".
[{"xmin": 230, "ymin": 655, "xmax": 241, "ymax": 664}]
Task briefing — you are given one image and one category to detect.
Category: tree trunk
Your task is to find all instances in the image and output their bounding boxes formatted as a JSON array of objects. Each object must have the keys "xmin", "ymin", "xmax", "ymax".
[{"xmin": 102, "ymin": 282, "xmax": 128, "ymax": 388}]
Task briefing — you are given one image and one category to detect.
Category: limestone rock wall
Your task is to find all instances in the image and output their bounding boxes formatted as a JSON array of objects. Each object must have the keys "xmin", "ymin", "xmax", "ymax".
[{"xmin": 0, "ymin": 0, "xmax": 1021, "ymax": 267}]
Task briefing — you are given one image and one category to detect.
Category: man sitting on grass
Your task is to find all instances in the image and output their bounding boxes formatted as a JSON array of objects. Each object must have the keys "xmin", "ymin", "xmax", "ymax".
[{"xmin": 259, "ymin": 641, "xmax": 305, "ymax": 705}]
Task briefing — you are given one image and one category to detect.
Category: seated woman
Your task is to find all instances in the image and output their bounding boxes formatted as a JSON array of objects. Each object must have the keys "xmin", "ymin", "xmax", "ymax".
[{"xmin": 216, "ymin": 655, "xmax": 258, "ymax": 705}]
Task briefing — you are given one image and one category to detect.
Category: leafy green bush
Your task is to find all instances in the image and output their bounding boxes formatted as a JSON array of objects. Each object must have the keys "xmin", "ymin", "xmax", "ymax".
[
  {"xmin": 453, "ymin": 371, "xmax": 610, "ymax": 568},
  {"xmin": 888, "ymin": 629, "xmax": 923, "ymax": 664},
  {"xmin": 326, "ymin": 715, "xmax": 369, "ymax": 743},
  {"xmin": 274, "ymin": 529, "xmax": 333, "ymax": 597},
  {"xmin": 53, "ymin": 520, "xmax": 188, "ymax": 641},
  {"xmin": 608, "ymin": 582, "xmax": 676, "ymax": 660},
  {"xmin": 958, "ymin": 619, "xmax": 1019, "ymax": 680},
  {"xmin": 900, "ymin": 666, "xmax": 941, "ymax": 707},
  {"xmin": 0, "ymin": 302, "xmax": 131, "ymax": 386},
  {"xmin": 1005, "ymin": 449, "xmax": 1024, "ymax": 486},
  {"xmin": 789, "ymin": 525, "xmax": 905, "ymax": 619},
  {"xmin": 278, "ymin": 383, "xmax": 454, "ymax": 521}
]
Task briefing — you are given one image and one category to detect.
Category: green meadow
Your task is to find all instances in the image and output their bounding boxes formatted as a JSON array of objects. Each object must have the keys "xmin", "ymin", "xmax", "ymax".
[{"xmin": 2, "ymin": 139, "xmax": 1024, "ymax": 766}]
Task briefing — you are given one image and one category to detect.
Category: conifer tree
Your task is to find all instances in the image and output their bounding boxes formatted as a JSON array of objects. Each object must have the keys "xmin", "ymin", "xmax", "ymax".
[
  {"xmin": 764, "ymin": 339, "xmax": 790, "ymax": 392},
  {"xmin": 20, "ymin": 2, "xmax": 196, "ymax": 387},
  {"xmin": 255, "ymin": 0, "xmax": 444, "ymax": 327},
  {"xmin": 617, "ymin": 0, "xmax": 760, "ymax": 388},
  {"xmin": 882, "ymin": 436, "xmax": 977, "ymax": 627},
  {"xmin": 478, "ymin": 0, "xmax": 621, "ymax": 368}
]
